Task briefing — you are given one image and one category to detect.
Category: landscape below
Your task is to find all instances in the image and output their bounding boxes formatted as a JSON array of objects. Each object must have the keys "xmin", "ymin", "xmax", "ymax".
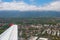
[{"xmin": 0, "ymin": 10, "xmax": 60, "ymax": 40}]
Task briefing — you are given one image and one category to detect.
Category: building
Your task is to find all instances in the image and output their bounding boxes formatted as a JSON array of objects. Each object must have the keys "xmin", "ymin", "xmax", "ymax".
[{"xmin": 38, "ymin": 38, "xmax": 48, "ymax": 40}]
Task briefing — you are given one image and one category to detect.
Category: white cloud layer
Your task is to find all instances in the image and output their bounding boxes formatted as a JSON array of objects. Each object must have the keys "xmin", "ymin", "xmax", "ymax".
[{"xmin": 0, "ymin": 1, "xmax": 60, "ymax": 11}]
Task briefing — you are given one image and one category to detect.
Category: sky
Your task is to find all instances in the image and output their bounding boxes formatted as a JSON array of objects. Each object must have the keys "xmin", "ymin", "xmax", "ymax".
[
  {"xmin": 2, "ymin": 0, "xmax": 55, "ymax": 5},
  {"xmin": 0, "ymin": 0, "xmax": 60, "ymax": 11}
]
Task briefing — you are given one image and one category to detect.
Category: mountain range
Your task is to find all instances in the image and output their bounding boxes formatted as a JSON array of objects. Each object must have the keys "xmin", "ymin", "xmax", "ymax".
[{"xmin": 0, "ymin": 10, "xmax": 60, "ymax": 18}]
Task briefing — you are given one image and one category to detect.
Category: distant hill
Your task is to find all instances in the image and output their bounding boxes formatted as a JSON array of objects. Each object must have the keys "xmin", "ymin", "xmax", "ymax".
[{"xmin": 0, "ymin": 10, "xmax": 60, "ymax": 18}]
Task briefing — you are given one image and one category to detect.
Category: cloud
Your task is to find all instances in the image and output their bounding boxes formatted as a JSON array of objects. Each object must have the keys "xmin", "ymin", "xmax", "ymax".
[
  {"xmin": 0, "ymin": 1, "xmax": 39, "ymax": 11},
  {"xmin": 0, "ymin": 1, "xmax": 60, "ymax": 11},
  {"xmin": 40, "ymin": 1, "xmax": 60, "ymax": 11}
]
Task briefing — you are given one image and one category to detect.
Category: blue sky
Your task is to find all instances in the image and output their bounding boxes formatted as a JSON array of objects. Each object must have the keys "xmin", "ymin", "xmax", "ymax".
[{"xmin": 2, "ymin": 0, "xmax": 55, "ymax": 5}]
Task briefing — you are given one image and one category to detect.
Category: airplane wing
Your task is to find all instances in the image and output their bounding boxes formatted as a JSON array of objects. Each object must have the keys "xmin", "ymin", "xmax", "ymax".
[{"xmin": 0, "ymin": 24, "xmax": 18, "ymax": 40}]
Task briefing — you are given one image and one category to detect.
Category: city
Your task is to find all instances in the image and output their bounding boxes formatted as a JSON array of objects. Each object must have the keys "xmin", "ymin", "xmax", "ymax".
[{"xmin": 0, "ymin": 18, "xmax": 60, "ymax": 40}]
